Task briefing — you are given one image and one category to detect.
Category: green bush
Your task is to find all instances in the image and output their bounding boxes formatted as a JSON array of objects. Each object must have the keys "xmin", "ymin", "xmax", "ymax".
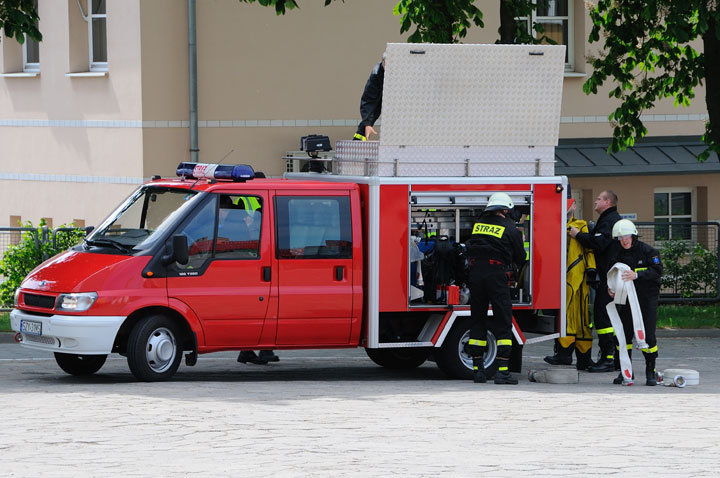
[
  {"xmin": 659, "ymin": 239, "xmax": 718, "ymax": 299},
  {"xmin": 0, "ymin": 220, "xmax": 84, "ymax": 307}
]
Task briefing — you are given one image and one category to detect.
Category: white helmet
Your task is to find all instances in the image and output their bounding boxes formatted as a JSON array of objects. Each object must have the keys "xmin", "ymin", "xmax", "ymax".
[
  {"xmin": 612, "ymin": 219, "xmax": 638, "ymax": 238},
  {"xmin": 486, "ymin": 192, "xmax": 514, "ymax": 212}
]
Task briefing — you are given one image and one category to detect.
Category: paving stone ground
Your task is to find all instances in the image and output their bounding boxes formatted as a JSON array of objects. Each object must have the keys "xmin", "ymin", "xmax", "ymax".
[{"xmin": 1, "ymin": 335, "xmax": 719, "ymax": 476}]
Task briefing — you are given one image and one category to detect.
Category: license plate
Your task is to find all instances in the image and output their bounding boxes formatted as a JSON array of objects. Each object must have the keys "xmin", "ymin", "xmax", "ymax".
[{"xmin": 20, "ymin": 320, "xmax": 42, "ymax": 336}]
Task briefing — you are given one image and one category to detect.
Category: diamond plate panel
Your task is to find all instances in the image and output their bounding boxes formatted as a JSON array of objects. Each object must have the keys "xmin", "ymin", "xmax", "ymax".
[
  {"xmin": 335, "ymin": 141, "xmax": 555, "ymax": 177},
  {"xmin": 380, "ymin": 43, "xmax": 566, "ymax": 147},
  {"xmin": 335, "ymin": 140, "xmax": 381, "ymax": 175}
]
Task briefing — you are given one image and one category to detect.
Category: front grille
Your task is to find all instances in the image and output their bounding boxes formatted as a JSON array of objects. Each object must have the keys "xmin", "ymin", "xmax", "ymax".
[
  {"xmin": 24, "ymin": 293, "xmax": 56, "ymax": 309},
  {"xmin": 23, "ymin": 334, "xmax": 56, "ymax": 345}
]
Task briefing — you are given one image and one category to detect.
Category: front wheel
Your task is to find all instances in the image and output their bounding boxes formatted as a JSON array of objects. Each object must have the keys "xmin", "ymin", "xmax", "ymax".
[
  {"xmin": 54, "ymin": 353, "xmax": 107, "ymax": 376},
  {"xmin": 435, "ymin": 317, "xmax": 497, "ymax": 380},
  {"xmin": 127, "ymin": 315, "xmax": 183, "ymax": 381},
  {"xmin": 365, "ymin": 347, "xmax": 430, "ymax": 369}
]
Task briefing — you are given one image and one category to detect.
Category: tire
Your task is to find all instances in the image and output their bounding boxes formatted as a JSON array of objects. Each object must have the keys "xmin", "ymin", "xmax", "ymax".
[
  {"xmin": 365, "ymin": 347, "xmax": 430, "ymax": 369},
  {"xmin": 435, "ymin": 317, "xmax": 497, "ymax": 380},
  {"xmin": 127, "ymin": 315, "xmax": 183, "ymax": 381},
  {"xmin": 54, "ymin": 353, "xmax": 107, "ymax": 376}
]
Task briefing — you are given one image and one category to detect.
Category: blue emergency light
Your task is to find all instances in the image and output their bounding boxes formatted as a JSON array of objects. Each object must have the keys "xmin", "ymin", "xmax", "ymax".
[{"xmin": 176, "ymin": 162, "xmax": 255, "ymax": 182}]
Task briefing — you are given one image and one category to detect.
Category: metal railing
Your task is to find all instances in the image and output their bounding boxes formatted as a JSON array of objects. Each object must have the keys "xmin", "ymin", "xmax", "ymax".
[{"xmin": 635, "ymin": 222, "xmax": 720, "ymax": 303}]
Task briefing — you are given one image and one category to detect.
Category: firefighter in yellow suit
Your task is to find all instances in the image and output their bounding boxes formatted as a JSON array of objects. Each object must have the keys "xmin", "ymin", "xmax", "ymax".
[{"xmin": 544, "ymin": 199, "xmax": 598, "ymax": 370}]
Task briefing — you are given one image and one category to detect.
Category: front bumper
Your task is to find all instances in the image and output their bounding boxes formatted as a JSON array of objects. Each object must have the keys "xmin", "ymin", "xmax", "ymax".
[{"xmin": 10, "ymin": 309, "xmax": 125, "ymax": 355}]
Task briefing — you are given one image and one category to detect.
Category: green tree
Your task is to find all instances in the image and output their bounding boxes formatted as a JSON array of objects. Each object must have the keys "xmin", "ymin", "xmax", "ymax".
[
  {"xmin": 583, "ymin": 1, "xmax": 720, "ymax": 161},
  {"xmin": 241, "ymin": 0, "xmax": 544, "ymax": 45},
  {"xmin": 0, "ymin": 0, "xmax": 42, "ymax": 43}
]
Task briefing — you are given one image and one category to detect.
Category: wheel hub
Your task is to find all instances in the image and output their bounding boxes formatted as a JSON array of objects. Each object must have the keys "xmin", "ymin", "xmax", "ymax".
[
  {"xmin": 459, "ymin": 330, "xmax": 497, "ymax": 370},
  {"xmin": 146, "ymin": 327, "xmax": 176, "ymax": 373}
]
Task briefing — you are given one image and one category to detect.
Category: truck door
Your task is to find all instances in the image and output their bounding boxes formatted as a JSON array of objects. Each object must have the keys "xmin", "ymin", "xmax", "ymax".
[
  {"xmin": 167, "ymin": 192, "xmax": 271, "ymax": 347},
  {"xmin": 274, "ymin": 192, "xmax": 354, "ymax": 345}
]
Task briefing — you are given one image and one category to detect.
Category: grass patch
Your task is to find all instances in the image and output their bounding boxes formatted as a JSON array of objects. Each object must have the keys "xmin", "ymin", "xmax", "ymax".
[
  {"xmin": 0, "ymin": 312, "xmax": 10, "ymax": 332},
  {"xmin": 657, "ymin": 304, "xmax": 720, "ymax": 329}
]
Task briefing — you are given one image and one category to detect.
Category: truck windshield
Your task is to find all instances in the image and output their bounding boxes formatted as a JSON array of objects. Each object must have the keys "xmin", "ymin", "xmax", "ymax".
[{"xmin": 86, "ymin": 186, "xmax": 202, "ymax": 252}]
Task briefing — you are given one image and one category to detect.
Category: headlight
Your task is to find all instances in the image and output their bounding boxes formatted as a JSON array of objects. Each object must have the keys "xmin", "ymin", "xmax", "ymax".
[
  {"xmin": 14, "ymin": 289, "xmax": 21, "ymax": 307},
  {"xmin": 55, "ymin": 292, "xmax": 98, "ymax": 312}
]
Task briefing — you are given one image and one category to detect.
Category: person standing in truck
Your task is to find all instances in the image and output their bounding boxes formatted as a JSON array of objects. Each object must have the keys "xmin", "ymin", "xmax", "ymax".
[
  {"xmin": 568, "ymin": 190, "xmax": 621, "ymax": 373},
  {"xmin": 464, "ymin": 192, "xmax": 526, "ymax": 385},
  {"xmin": 353, "ymin": 53, "xmax": 385, "ymax": 141}
]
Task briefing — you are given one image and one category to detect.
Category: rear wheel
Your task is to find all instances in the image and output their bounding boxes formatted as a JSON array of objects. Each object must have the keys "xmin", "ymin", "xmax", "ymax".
[
  {"xmin": 54, "ymin": 353, "xmax": 107, "ymax": 376},
  {"xmin": 435, "ymin": 317, "xmax": 497, "ymax": 380},
  {"xmin": 127, "ymin": 315, "xmax": 183, "ymax": 381},
  {"xmin": 365, "ymin": 347, "xmax": 430, "ymax": 369}
]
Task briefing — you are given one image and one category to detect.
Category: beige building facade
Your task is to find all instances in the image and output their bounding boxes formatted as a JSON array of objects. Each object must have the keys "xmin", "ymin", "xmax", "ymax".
[{"xmin": 0, "ymin": 0, "xmax": 717, "ymax": 228}]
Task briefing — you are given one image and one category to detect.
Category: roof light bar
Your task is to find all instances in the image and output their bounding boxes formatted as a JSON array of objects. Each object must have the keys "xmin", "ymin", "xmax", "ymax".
[{"xmin": 176, "ymin": 162, "xmax": 255, "ymax": 182}]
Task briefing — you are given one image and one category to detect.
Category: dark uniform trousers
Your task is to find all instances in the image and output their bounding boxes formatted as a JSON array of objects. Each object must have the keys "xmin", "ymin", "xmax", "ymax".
[
  {"xmin": 616, "ymin": 289, "xmax": 659, "ymax": 363},
  {"xmin": 467, "ymin": 261, "xmax": 513, "ymax": 372},
  {"xmin": 594, "ymin": 272, "xmax": 616, "ymax": 361}
]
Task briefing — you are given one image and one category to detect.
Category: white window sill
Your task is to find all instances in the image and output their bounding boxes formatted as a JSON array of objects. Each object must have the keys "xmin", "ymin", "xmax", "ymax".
[
  {"xmin": 564, "ymin": 71, "xmax": 587, "ymax": 78},
  {"xmin": 0, "ymin": 72, "xmax": 40, "ymax": 78},
  {"xmin": 65, "ymin": 71, "xmax": 108, "ymax": 78}
]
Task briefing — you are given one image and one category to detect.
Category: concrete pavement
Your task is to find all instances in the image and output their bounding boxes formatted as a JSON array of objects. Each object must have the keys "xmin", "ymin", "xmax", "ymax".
[{"xmin": 1, "ymin": 334, "xmax": 719, "ymax": 476}]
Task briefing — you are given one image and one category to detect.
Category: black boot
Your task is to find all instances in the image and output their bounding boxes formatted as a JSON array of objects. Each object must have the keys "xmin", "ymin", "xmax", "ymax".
[
  {"xmin": 472, "ymin": 357, "xmax": 486, "ymax": 383},
  {"xmin": 493, "ymin": 358, "xmax": 518, "ymax": 385},
  {"xmin": 258, "ymin": 350, "xmax": 280, "ymax": 362},
  {"xmin": 645, "ymin": 355, "xmax": 657, "ymax": 386},
  {"xmin": 494, "ymin": 370, "xmax": 518, "ymax": 384},
  {"xmin": 575, "ymin": 349, "xmax": 594, "ymax": 371},
  {"xmin": 588, "ymin": 346, "xmax": 615, "ymax": 373},
  {"xmin": 588, "ymin": 357, "xmax": 614, "ymax": 373},
  {"xmin": 237, "ymin": 351, "xmax": 268, "ymax": 365},
  {"xmin": 544, "ymin": 340, "xmax": 573, "ymax": 366}
]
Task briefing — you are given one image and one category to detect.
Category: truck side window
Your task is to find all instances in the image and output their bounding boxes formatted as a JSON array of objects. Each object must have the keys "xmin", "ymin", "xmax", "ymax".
[
  {"xmin": 216, "ymin": 194, "xmax": 262, "ymax": 259},
  {"xmin": 176, "ymin": 198, "xmax": 216, "ymax": 269},
  {"xmin": 275, "ymin": 196, "xmax": 352, "ymax": 259}
]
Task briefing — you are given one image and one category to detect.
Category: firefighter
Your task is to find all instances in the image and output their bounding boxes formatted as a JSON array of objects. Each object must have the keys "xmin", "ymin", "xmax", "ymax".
[
  {"xmin": 607, "ymin": 219, "xmax": 662, "ymax": 386},
  {"xmin": 544, "ymin": 199, "xmax": 597, "ymax": 370},
  {"xmin": 568, "ymin": 190, "xmax": 621, "ymax": 373},
  {"xmin": 464, "ymin": 192, "xmax": 526, "ymax": 385},
  {"xmin": 353, "ymin": 54, "xmax": 385, "ymax": 141}
]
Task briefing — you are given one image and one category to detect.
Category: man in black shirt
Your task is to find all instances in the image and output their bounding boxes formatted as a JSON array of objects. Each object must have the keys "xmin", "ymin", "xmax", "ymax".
[
  {"xmin": 569, "ymin": 190, "xmax": 621, "ymax": 372},
  {"xmin": 353, "ymin": 55, "xmax": 385, "ymax": 141},
  {"xmin": 464, "ymin": 193, "xmax": 526, "ymax": 385}
]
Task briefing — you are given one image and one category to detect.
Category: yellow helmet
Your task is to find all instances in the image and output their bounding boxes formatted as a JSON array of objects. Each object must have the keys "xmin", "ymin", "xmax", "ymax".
[{"xmin": 612, "ymin": 219, "xmax": 638, "ymax": 238}]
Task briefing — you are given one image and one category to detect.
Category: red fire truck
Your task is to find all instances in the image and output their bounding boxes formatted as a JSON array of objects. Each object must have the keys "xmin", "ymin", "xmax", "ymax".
[{"xmin": 10, "ymin": 43, "xmax": 569, "ymax": 381}]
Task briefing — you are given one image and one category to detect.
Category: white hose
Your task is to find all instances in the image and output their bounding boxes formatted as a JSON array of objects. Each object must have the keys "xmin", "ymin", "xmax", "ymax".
[{"xmin": 606, "ymin": 262, "xmax": 649, "ymax": 384}]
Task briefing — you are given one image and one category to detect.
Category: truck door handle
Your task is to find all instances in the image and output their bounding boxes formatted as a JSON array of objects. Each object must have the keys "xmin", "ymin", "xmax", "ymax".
[
  {"xmin": 262, "ymin": 266, "xmax": 271, "ymax": 282},
  {"xmin": 335, "ymin": 266, "xmax": 344, "ymax": 281}
]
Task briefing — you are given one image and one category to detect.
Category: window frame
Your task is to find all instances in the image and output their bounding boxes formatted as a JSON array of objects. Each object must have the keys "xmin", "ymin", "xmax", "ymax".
[
  {"xmin": 22, "ymin": 0, "xmax": 40, "ymax": 72},
  {"xmin": 88, "ymin": 0, "xmax": 107, "ymax": 72},
  {"xmin": 653, "ymin": 187, "xmax": 695, "ymax": 242},
  {"xmin": 518, "ymin": 0, "xmax": 574, "ymax": 71},
  {"xmin": 274, "ymin": 195, "xmax": 353, "ymax": 260}
]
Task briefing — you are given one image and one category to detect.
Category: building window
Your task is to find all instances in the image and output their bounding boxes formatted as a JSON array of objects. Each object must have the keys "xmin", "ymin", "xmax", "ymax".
[
  {"xmin": 654, "ymin": 189, "xmax": 693, "ymax": 241},
  {"xmin": 88, "ymin": 0, "xmax": 107, "ymax": 71},
  {"xmin": 518, "ymin": 0, "xmax": 573, "ymax": 70},
  {"xmin": 23, "ymin": 0, "xmax": 40, "ymax": 71}
]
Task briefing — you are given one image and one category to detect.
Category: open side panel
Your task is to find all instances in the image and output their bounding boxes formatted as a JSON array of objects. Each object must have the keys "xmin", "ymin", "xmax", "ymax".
[{"xmin": 408, "ymin": 189, "xmax": 533, "ymax": 309}]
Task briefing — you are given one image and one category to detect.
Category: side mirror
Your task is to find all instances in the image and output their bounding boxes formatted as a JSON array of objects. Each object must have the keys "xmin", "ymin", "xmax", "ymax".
[
  {"xmin": 161, "ymin": 234, "xmax": 189, "ymax": 266},
  {"xmin": 172, "ymin": 234, "xmax": 189, "ymax": 265},
  {"xmin": 84, "ymin": 226, "xmax": 95, "ymax": 235}
]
